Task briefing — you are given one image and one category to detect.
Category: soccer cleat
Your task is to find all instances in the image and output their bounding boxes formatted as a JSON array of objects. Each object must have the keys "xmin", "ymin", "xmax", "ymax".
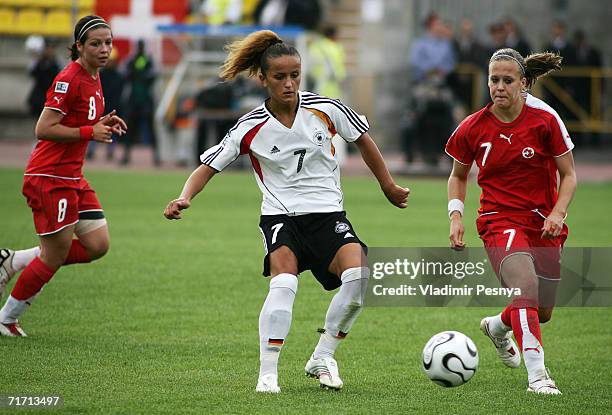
[
  {"xmin": 0, "ymin": 249, "xmax": 16, "ymax": 301},
  {"xmin": 480, "ymin": 316, "xmax": 521, "ymax": 368},
  {"xmin": 255, "ymin": 374, "xmax": 280, "ymax": 393},
  {"xmin": 305, "ymin": 354, "xmax": 343, "ymax": 390},
  {"xmin": 0, "ymin": 321, "xmax": 27, "ymax": 337},
  {"xmin": 527, "ymin": 368, "xmax": 562, "ymax": 395}
]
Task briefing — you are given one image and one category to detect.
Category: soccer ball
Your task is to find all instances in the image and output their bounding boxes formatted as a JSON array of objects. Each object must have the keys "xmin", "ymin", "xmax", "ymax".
[{"xmin": 422, "ymin": 331, "xmax": 479, "ymax": 387}]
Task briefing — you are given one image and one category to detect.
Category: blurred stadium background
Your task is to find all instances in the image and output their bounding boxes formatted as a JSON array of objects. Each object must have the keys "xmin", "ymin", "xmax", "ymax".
[
  {"xmin": 0, "ymin": 0, "xmax": 610, "ymax": 173},
  {"xmin": 1, "ymin": 2, "xmax": 611, "ymax": 413}
]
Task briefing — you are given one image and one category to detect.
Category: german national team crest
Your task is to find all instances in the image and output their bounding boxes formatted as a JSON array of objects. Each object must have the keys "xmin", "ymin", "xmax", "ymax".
[
  {"xmin": 335, "ymin": 222, "xmax": 350, "ymax": 233},
  {"xmin": 313, "ymin": 130, "xmax": 326, "ymax": 146},
  {"xmin": 522, "ymin": 147, "xmax": 535, "ymax": 158}
]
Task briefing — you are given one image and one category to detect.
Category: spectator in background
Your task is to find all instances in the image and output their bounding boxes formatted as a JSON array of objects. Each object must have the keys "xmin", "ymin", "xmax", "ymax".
[
  {"xmin": 27, "ymin": 38, "xmax": 60, "ymax": 118},
  {"xmin": 502, "ymin": 17, "xmax": 531, "ymax": 57},
  {"xmin": 486, "ymin": 22, "xmax": 507, "ymax": 58},
  {"xmin": 200, "ymin": 0, "xmax": 243, "ymax": 25},
  {"xmin": 571, "ymin": 29, "xmax": 603, "ymax": 147},
  {"xmin": 307, "ymin": 25, "xmax": 349, "ymax": 162},
  {"xmin": 452, "ymin": 18, "xmax": 487, "ymax": 112},
  {"xmin": 543, "ymin": 20, "xmax": 575, "ymax": 121},
  {"xmin": 408, "ymin": 12, "xmax": 456, "ymax": 165},
  {"xmin": 87, "ymin": 47, "xmax": 125, "ymax": 161},
  {"xmin": 544, "ymin": 20, "xmax": 575, "ymax": 62},
  {"xmin": 254, "ymin": 0, "xmax": 321, "ymax": 30},
  {"xmin": 307, "ymin": 26, "xmax": 346, "ymax": 99},
  {"xmin": 122, "ymin": 39, "xmax": 160, "ymax": 166}
]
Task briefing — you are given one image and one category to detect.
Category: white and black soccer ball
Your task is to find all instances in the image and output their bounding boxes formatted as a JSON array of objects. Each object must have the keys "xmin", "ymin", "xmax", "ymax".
[{"xmin": 422, "ymin": 331, "xmax": 479, "ymax": 387}]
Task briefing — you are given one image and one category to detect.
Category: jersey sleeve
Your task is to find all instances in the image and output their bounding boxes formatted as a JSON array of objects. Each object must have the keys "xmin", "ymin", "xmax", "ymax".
[
  {"xmin": 328, "ymin": 100, "xmax": 369, "ymax": 142},
  {"xmin": 44, "ymin": 73, "xmax": 78, "ymax": 116},
  {"xmin": 547, "ymin": 113, "xmax": 574, "ymax": 157},
  {"xmin": 199, "ymin": 131, "xmax": 240, "ymax": 172},
  {"xmin": 445, "ymin": 119, "xmax": 475, "ymax": 165}
]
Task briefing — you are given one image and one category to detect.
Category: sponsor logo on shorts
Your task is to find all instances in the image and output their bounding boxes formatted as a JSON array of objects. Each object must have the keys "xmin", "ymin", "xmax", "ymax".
[
  {"xmin": 522, "ymin": 147, "xmax": 535, "ymax": 158},
  {"xmin": 334, "ymin": 222, "xmax": 350, "ymax": 233},
  {"xmin": 54, "ymin": 82, "xmax": 69, "ymax": 93}
]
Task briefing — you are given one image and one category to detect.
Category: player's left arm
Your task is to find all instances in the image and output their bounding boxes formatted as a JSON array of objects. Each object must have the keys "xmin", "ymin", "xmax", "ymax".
[
  {"xmin": 542, "ymin": 151, "xmax": 577, "ymax": 239},
  {"xmin": 354, "ymin": 132, "xmax": 409, "ymax": 208}
]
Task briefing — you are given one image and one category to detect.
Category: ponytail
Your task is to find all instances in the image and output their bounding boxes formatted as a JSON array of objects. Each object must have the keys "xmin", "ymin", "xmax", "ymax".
[
  {"xmin": 220, "ymin": 30, "xmax": 299, "ymax": 80},
  {"xmin": 524, "ymin": 52, "xmax": 563, "ymax": 89}
]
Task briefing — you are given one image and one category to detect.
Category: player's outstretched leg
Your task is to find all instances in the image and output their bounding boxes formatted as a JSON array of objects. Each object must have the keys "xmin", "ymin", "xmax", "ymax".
[
  {"xmin": 305, "ymin": 267, "xmax": 369, "ymax": 390},
  {"xmin": 480, "ymin": 307, "xmax": 521, "ymax": 368},
  {"xmin": 256, "ymin": 273, "xmax": 298, "ymax": 393},
  {"xmin": 0, "ymin": 247, "xmax": 40, "ymax": 302}
]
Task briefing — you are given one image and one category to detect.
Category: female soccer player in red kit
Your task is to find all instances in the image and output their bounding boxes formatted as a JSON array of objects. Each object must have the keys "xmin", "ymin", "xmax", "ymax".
[
  {"xmin": 0, "ymin": 16, "xmax": 127, "ymax": 337},
  {"xmin": 445, "ymin": 48, "xmax": 576, "ymax": 394}
]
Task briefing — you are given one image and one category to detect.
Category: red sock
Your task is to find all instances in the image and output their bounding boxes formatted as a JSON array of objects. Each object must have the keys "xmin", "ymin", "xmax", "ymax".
[
  {"xmin": 510, "ymin": 307, "xmax": 542, "ymax": 352},
  {"xmin": 63, "ymin": 240, "xmax": 91, "ymax": 265},
  {"xmin": 11, "ymin": 257, "xmax": 56, "ymax": 300},
  {"xmin": 501, "ymin": 305, "xmax": 513, "ymax": 327}
]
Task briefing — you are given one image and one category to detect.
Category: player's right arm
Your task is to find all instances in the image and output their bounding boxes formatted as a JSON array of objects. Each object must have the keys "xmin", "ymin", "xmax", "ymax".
[
  {"xmin": 445, "ymin": 117, "xmax": 476, "ymax": 251},
  {"xmin": 448, "ymin": 161, "xmax": 471, "ymax": 250},
  {"xmin": 35, "ymin": 108, "xmax": 124, "ymax": 143},
  {"xmin": 164, "ymin": 165, "xmax": 218, "ymax": 220}
]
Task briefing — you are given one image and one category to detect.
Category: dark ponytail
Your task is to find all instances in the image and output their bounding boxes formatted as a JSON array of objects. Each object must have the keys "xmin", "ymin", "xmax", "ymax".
[{"xmin": 69, "ymin": 15, "xmax": 110, "ymax": 61}]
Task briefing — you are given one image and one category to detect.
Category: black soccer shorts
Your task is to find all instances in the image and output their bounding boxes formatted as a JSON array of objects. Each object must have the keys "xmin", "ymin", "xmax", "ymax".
[{"xmin": 259, "ymin": 211, "xmax": 367, "ymax": 291}]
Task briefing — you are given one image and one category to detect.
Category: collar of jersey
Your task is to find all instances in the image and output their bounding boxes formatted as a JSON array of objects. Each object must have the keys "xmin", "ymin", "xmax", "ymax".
[{"xmin": 263, "ymin": 92, "xmax": 301, "ymax": 130}]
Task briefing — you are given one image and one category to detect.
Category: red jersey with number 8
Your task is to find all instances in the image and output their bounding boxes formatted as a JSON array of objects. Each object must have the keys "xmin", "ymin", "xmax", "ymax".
[
  {"xmin": 25, "ymin": 61, "xmax": 105, "ymax": 179},
  {"xmin": 445, "ymin": 94, "xmax": 574, "ymax": 216}
]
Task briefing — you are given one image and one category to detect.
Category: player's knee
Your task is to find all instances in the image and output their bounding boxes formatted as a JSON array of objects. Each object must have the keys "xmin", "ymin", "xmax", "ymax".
[
  {"xmin": 341, "ymin": 267, "xmax": 369, "ymax": 308},
  {"xmin": 538, "ymin": 307, "xmax": 553, "ymax": 323},
  {"xmin": 40, "ymin": 245, "xmax": 71, "ymax": 270},
  {"xmin": 85, "ymin": 237, "xmax": 110, "ymax": 260}
]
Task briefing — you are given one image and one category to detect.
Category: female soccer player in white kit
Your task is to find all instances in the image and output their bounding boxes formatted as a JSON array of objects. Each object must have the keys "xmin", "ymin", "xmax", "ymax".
[{"xmin": 164, "ymin": 30, "xmax": 409, "ymax": 393}]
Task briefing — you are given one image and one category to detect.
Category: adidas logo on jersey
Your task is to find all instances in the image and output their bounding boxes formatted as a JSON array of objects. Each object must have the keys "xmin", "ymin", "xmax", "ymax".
[{"xmin": 270, "ymin": 146, "xmax": 280, "ymax": 154}]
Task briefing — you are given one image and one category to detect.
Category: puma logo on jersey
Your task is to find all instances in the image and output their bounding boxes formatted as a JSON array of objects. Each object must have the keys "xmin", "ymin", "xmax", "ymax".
[
  {"xmin": 500, "ymin": 133, "xmax": 513, "ymax": 144},
  {"xmin": 53, "ymin": 96, "xmax": 62, "ymax": 104},
  {"xmin": 95, "ymin": 91, "xmax": 101, "ymax": 99},
  {"xmin": 270, "ymin": 146, "xmax": 280, "ymax": 154}
]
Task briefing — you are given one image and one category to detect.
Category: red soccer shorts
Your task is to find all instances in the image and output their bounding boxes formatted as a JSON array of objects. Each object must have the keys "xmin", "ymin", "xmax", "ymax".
[
  {"xmin": 22, "ymin": 176, "xmax": 102, "ymax": 236},
  {"xmin": 476, "ymin": 212, "xmax": 568, "ymax": 281}
]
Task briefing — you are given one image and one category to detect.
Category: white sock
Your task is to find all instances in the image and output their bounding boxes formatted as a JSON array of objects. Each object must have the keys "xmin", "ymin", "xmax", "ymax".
[
  {"xmin": 315, "ymin": 267, "xmax": 369, "ymax": 358},
  {"xmin": 518, "ymin": 309, "xmax": 547, "ymax": 383},
  {"xmin": 313, "ymin": 331, "xmax": 342, "ymax": 359},
  {"xmin": 489, "ymin": 313, "xmax": 511, "ymax": 338},
  {"xmin": 0, "ymin": 295, "xmax": 29, "ymax": 324},
  {"xmin": 258, "ymin": 273, "xmax": 298, "ymax": 378},
  {"xmin": 13, "ymin": 247, "xmax": 40, "ymax": 271}
]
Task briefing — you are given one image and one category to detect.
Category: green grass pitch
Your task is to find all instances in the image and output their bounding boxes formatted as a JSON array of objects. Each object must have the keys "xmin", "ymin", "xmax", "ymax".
[{"xmin": 0, "ymin": 167, "xmax": 611, "ymax": 414}]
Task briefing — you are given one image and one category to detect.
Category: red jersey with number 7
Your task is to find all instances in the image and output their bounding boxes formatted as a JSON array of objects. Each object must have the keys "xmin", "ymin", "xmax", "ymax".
[
  {"xmin": 445, "ymin": 94, "xmax": 574, "ymax": 216},
  {"xmin": 25, "ymin": 61, "xmax": 105, "ymax": 179}
]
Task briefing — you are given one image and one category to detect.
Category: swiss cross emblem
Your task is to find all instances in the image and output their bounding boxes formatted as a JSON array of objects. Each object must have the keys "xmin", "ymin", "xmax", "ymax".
[{"xmin": 522, "ymin": 147, "xmax": 535, "ymax": 158}]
